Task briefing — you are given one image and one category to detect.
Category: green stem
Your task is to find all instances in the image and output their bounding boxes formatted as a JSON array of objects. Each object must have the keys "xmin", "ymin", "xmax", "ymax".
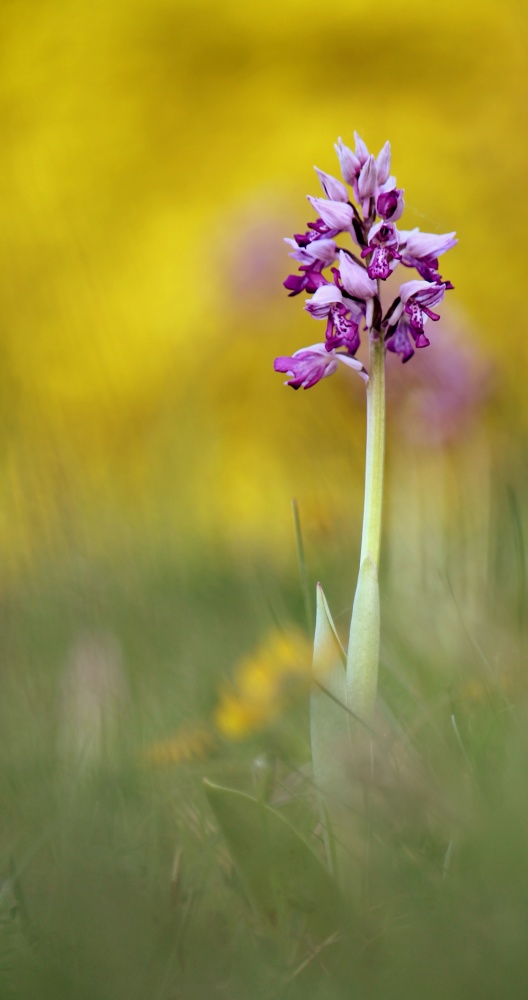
[
  {"xmin": 360, "ymin": 334, "xmax": 386, "ymax": 570},
  {"xmin": 345, "ymin": 330, "xmax": 385, "ymax": 724}
]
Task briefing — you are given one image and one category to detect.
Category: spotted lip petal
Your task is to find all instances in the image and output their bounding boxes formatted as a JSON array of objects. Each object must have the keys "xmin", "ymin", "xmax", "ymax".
[
  {"xmin": 399, "ymin": 280, "xmax": 446, "ymax": 308},
  {"xmin": 385, "ymin": 319, "xmax": 424, "ymax": 362},
  {"xmin": 367, "ymin": 220, "xmax": 400, "ymax": 249},
  {"xmin": 324, "ymin": 304, "xmax": 360, "ymax": 354},
  {"xmin": 305, "ymin": 284, "xmax": 344, "ymax": 318}
]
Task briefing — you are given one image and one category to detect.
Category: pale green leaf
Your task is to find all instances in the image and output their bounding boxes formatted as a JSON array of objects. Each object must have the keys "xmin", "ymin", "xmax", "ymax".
[
  {"xmin": 346, "ymin": 555, "xmax": 380, "ymax": 724},
  {"xmin": 204, "ymin": 780, "xmax": 341, "ymax": 938}
]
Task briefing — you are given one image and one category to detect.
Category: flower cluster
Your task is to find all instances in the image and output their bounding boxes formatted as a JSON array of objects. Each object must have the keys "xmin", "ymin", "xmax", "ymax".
[{"xmin": 274, "ymin": 133, "xmax": 457, "ymax": 388}]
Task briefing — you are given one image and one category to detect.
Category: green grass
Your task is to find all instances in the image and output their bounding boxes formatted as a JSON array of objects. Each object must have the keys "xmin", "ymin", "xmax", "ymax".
[{"xmin": 1, "ymin": 476, "xmax": 528, "ymax": 999}]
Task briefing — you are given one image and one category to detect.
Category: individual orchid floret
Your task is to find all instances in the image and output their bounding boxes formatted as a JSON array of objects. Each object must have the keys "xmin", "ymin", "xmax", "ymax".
[
  {"xmin": 285, "ymin": 236, "xmax": 338, "ymax": 268},
  {"xmin": 362, "ymin": 221, "xmax": 401, "ymax": 280},
  {"xmin": 399, "ymin": 280, "xmax": 446, "ymax": 337},
  {"xmin": 283, "ymin": 268, "xmax": 327, "ymax": 297},
  {"xmin": 282, "ymin": 240, "xmax": 334, "ymax": 298},
  {"xmin": 307, "ymin": 196, "xmax": 354, "ymax": 233},
  {"xmin": 357, "ymin": 155, "xmax": 377, "ymax": 200},
  {"xmin": 334, "ymin": 137, "xmax": 361, "ymax": 186},
  {"xmin": 385, "ymin": 282, "xmax": 446, "ymax": 361},
  {"xmin": 338, "ymin": 250, "xmax": 377, "ymax": 300},
  {"xmin": 293, "ymin": 219, "xmax": 341, "ymax": 245},
  {"xmin": 399, "ymin": 228, "xmax": 458, "ymax": 285},
  {"xmin": 375, "ymin": 141, "xmax": 392, "ymax": 187},
  {"xmin": 274, "ymin": 343, "xmax": 367, "ymax": 390},
  {"xmin": 353, "ymin": 131, "xmax": 370, "ymax": 167},
  {"xmin": 305, "ymin": 283, "xmax": 362, "ymax": 353},
  {"xmin": 314, "ymin": 167, "xmax": 350, "ymax": 203},
  {"xmin": 400, "ymin": 229, "xmax": 458, "ymax": 260},
  {"xmin": 305, "ymin": 217, "xmax": 342, "ymax": 239},
  {"xmin": 324, "ymin": 304, "xmax": 361, "ymax": 353},
  {"xmin": 338, "ymin": 251, "xmax": 379, "ymax": 330},
  {"xmin": 376, "ymin": 184, "xmax": 405, "ymax": 222},
  {"xmin": 385, "ymin": 318, "xmax": 418, "ymax": 362},
  {"xmin": 304, "ymin": 284, "xmax": 343, "ymax": 319}
]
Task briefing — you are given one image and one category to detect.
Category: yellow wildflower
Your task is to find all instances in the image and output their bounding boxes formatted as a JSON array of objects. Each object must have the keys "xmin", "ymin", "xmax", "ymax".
[
  {"xmin": 214, "ymin": 627, "xmax": 312, "ymax": 740},
  {"xmin": 144, "ymin": 725, "xmax": 215, "ymax": 766}
]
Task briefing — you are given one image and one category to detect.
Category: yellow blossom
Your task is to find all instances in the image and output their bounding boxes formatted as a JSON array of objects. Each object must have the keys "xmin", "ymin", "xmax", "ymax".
[
  {"xmin": 144, "ymin": 725, "xmax": 215, "ymax": 766},
  {"xmin": 213, "ymin": 627, "xmax": 312, "ymax": 740}
]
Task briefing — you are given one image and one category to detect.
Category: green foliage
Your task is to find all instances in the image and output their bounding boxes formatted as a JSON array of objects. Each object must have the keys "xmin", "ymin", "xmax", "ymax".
[
  {"xmin": 203, "ymin": 780, "xmax": 342, "ymax": 940},
  {"xmin": 1, "ymin": 476, "xmax": 528, "ymax": 999},
  {"xmin": 346, "ymin": 556, "xmax": 380, "ymax": 723},
  {"xmin": 310, "ymin": 584, "xmax": 351, "ymax": 879}
]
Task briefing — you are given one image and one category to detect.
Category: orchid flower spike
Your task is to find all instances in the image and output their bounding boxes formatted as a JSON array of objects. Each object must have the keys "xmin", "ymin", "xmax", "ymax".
[{"xmin": 275, "ymin": 131, "xmax": 457, "ymax": 381}]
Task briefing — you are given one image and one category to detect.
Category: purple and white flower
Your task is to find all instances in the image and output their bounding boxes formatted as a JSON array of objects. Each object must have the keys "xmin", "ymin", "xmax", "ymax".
[
  {"xmin": 385, "ymin": 282, "xmax": 447, "ymax": 360},
  {"xmin": 399, "ymin": 228, "xmax": 458, "ymax": 285},
  {"xmin": 399, "ymin": 280, "xmax": 446, "ymax": 335},
  {"xmin": 274, "ymin": 343, "xmax": 368, "ymax": 390},
  {"xmin": 338, "ymin": 251, "xmax": 377, "ymax": 300},
  {"xmin": 285, "ymin": 236, "xmax": 338, "ymax": 268},
  {"xmin": 283, "ymin": 268, "xmax": 327, "ymax": 297},
  {"xmin": 305, "ymin": 283, "xmax": 363, "ymax": 353},
  {"xmin": 304, "ymin": 284, "xmax": 344, "ymax": 319},
  {"xmin": 362, "ymin": 221, "xmax": 401, "ymax": 280},
  {"xmin": 399, "ymin": 229, "xmax": 458, "ymax": 260},
  {"xmin": 274, "ymin": 130, "xmax": 457, "ymax": 383},
  {"xmin": 385, "ymin": 319, "xmax": 419, "ymax": 363},
  {"xmin": 375, "ymin": 141, "xmax": 392, "ymax": 186},
  {"xmin": 314, "ymin": 168, "xmax": 350, "ymax": 203},
  {"xmin": 307, "ymin": 196, "xmax": 354, "ymax": 233},
  {"xmin": 334, "ymin": 137, "xmax": 361, "ymax": 186},
  {"xmin": 376, "ymin": 184, "xmax": 404, "ymax": 222}
]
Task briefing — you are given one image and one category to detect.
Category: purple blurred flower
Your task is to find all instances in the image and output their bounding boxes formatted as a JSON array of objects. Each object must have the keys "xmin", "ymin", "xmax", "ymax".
[
  {"xmin": 387, "ymin": 315, "xmax": 493, "ymax": 447},
  {"xmin": 274, "ymin": 343, "xmax": 367, "ymax": 389}
]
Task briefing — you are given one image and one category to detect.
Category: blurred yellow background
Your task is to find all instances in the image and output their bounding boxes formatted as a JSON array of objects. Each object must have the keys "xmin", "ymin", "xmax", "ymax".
[{"xmin": 1, "ymin": 0, "xmax": 526, "ymax": 579}]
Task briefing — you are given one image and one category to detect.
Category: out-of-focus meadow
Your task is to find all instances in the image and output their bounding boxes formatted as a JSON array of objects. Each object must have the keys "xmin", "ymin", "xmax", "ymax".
[{"xmin": 2, "ymin": 1, "xmax": 528, "ymax": 997}]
